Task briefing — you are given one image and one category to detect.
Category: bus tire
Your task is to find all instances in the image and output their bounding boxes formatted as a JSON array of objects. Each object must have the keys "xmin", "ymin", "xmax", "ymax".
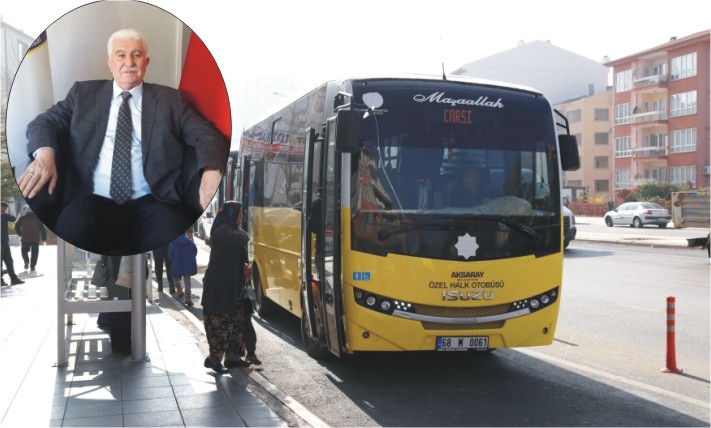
[
  {"xmin": 300, "ymin": 285, "xmax": 329, "ymax": 359},
  {"xmin": 253, "ymin": 268, "xmax": 276, "ymax": 318}
]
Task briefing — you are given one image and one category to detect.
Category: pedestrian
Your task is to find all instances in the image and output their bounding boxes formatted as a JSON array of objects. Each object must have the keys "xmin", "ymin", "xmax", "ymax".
[
  {"xmin": 15, "ymin": 206, "xmax": 47, "ymax": 276},
  {"xmin": 168, "ymin": 230, "xmax": 197, "ymax": 306},
  {"xmin": 239, "ymin": 294, "xmax": 262, "ymax": 366},
  {"xmin": 1, "ymin": 202, "xmax": 24, "ymax": 286},
  {"xmin": 152, "ymin": 243, "xmax": 174, "ymax": 293},
  {"xmin": 200, "ymin": 201, "xmax": 251, "ymax": 373}
]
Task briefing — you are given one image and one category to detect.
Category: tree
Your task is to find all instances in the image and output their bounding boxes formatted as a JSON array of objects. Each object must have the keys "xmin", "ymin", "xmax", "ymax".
[
  {"xmin": 634, "ymin": 182, "xmax": 681, "ymax": 202},
  {"xmin": 1, "ymin": 139, "xmax": 22, "ymax": 202}
]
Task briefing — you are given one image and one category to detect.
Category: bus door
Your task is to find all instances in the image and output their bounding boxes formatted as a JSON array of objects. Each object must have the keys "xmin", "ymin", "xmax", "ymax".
[
  {"xmin": 302, "ymin": 119, "xmax": 345, "ymax": 357},
  {"xmin": 240, "ymin": 155, "xmax": 251, "ymax": 231},
  {"xmin": 321, "ymin": 116, "xmax": 345, "ymax": 356}
]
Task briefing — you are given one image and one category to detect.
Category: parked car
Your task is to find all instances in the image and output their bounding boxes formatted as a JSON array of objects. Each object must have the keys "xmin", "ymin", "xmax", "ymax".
[
  {"xmin": 603, "ymin": 202, "xmax": 671, "ymax": 228},
  {"xmin": 562, "ymin": 205, "xmax": 576, "ymax": 249},
  {"xmin": 196, "ymin": 211, "xmax": 214, "ymax": 243}
]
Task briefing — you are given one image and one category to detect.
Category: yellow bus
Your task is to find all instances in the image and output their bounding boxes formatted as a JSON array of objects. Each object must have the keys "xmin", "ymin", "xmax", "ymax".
[{"xmin": 238, "ymin": 75, "xmax": 579, "ymax": 357}]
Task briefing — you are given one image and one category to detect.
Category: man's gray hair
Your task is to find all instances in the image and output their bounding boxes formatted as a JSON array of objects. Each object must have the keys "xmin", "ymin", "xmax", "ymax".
[{"xmin": 107, "ymin": 29, "xmax": 147, "ymax": 57}]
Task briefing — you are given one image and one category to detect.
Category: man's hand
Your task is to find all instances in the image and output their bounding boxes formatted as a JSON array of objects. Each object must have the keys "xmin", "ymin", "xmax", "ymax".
[
  {"xmin": 199, "ymin": 168, "xmax": 222, "ymax": 210},
  {"xmin": 18, "ymin": 148, "xmax": 57, "ymax": 199}
]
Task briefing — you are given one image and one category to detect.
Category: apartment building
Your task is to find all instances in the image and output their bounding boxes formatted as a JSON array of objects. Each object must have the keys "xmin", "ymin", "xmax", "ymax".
[
  {"xmin": 605, "ymin": 30, "xmax": 710, "ymax": 190},
  {"xmin": 555, "ymin": 90, "xmax": 613, "ymax": 194},
  {"xmin": 1, "ymin": 20, "xmax": 34, "ymax": 111}
]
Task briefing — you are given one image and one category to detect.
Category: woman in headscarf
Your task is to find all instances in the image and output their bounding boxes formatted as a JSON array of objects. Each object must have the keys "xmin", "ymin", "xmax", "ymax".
[{"xmin": 201, "ymin": 201, "xmax": 252, "ymax": 373}]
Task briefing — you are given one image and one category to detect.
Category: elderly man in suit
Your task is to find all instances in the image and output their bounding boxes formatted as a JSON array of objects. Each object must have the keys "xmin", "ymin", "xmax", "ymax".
[{"xmin": 17, "ymin": 28, "xmax": 228, "ymax": 255}]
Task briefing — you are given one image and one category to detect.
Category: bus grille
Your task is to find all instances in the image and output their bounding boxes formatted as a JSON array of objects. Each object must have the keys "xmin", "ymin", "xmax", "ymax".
[
  {"xmin": 421, "ymin": 321, "xmax": 505, "ymax": 330},
  {"xmin": 414, "ymin": 303, "xmax": 510, "ymax": 330}
]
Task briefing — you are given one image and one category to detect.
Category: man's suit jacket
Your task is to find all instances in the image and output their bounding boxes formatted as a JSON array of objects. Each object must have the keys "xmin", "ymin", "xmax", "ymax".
[{"xmin": 26, "ymin": 80, "xmax": 229, "ymax": 228}]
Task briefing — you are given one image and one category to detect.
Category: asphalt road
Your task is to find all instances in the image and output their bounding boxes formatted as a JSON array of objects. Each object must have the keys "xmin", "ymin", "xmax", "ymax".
[{"xmin": 164, "ymin": 228, "xmax": 709, "ymax": 426}]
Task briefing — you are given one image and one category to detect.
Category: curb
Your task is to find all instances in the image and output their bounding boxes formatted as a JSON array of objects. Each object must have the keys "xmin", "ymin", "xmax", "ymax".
[{"xmin": 157, "ymin": 288, "xmax": 328, "ymax": 428}]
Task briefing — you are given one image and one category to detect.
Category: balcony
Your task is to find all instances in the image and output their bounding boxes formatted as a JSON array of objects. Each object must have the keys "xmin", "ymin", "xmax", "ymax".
[
  {"xmin": 633, "ymin": 74, "xmax": 668, "ymax": 90},
  {"xmin": 631, "ymin": 110, "xmax": 668, "ymax": 125},
  {"xmin": 631, "ymin": 145, "xmax": 667, "ymax": 158},
  {"xmin": 632, "ymin": 177, "xmax": 663, "ymax": 186}
]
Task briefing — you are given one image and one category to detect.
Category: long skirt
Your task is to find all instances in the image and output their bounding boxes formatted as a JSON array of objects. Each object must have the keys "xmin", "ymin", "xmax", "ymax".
[{"xmin": 203, "ymin": 310, "xmax": 246, "ymax": 362}]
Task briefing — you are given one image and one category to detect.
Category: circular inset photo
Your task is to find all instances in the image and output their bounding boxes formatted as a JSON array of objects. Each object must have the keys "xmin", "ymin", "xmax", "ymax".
[{"xmin": 5, "ymin": 0, "xmax": 231, "ymax": 256}]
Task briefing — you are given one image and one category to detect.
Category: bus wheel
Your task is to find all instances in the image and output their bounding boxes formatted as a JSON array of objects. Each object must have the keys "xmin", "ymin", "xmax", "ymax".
[
  {"xmin": 300, "ymin": 286, "xmax": 328, "ymax": 359},
  {"xmin": 253, "ymin": 269, "xmax": 276, "ymax": 318}
]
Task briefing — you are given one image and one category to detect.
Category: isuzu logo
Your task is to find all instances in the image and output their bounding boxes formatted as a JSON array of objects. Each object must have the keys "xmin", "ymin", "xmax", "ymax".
[{"xmin": 441, "ymin": 290, "xmax": 494, "ymax": 301}]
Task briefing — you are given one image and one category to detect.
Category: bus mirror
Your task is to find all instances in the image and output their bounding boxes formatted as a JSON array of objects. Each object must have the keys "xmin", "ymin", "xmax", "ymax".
[
  {"xmin": 559, "ymin": 134, "xmax": 580, "ymax": 171},
  {"xmin": 336, "ymin": 109, "xmax": 360, "ymax": 153}
]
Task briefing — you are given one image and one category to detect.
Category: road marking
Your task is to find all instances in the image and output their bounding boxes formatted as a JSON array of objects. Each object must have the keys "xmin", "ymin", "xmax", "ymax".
[
  {"xmin": 616, "ymin": 303, "xmax": 660, "ymax": 312},
  {"xmin": 517, "ymin": 348, "xmax": 709, "ymax": 409}
]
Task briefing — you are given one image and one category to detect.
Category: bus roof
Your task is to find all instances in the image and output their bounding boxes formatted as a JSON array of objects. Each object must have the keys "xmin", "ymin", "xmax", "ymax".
[
  {"xmin": 240, "ymin": 74, "xmax": 546, "ymax": 133},
  {"xmin": 343, "ymin": 73, "xmax": 545, "ymax": 96}
]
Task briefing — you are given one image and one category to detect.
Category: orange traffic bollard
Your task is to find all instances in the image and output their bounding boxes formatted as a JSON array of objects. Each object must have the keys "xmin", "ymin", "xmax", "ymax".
[{"xmin": 661, "ymin": 296, "xmax": 683, "ymax": 374}]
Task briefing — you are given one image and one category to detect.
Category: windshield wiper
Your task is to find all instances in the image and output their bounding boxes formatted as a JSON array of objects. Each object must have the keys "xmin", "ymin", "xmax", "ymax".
[
  {"xmin": 377, "ymin": 222, "xmax": 479, "ymax": 240},
  {"xmin": 378, "ymin": 223, "xmax": 469, "ymax": 241},
  {"xmin": 472, "ymin": 214, "xmax": 543, "ymax": 240},
  {"xmin": 376, "ymin": 214, "xmax": 544, "ymax": 241},
  {"xmin": 377, "ymin": 225, "xmax": 418, "ymax": 240}
]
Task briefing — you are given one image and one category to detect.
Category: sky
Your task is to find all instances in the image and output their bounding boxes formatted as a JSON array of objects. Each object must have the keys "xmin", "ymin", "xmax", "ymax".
[{"xmin": 2, "ymin": 0, "xmax": 709, "ymax": 137}]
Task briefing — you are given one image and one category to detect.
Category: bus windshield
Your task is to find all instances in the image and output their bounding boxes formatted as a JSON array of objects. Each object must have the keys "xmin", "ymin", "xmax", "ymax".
[{"xmin": 349, "ymin": 80, "xmax": 561, "ymax": 260}]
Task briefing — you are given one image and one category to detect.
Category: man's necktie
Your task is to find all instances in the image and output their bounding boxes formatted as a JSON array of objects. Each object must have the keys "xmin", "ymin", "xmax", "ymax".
[{"xmin": 110, "ymin": 91, "xmax": 133, "ymax": 205}]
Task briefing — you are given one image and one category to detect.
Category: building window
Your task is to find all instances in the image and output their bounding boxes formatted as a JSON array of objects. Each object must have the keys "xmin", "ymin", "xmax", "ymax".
[
  {"xmin": 671, "ymin": 52, "xmax": 697, "ymax": 80},
  {"xmin": 594, "ymin": 108, "xmax": 609, "ymax": 121},
  {"xmin": 568, "ymin": 109, "xmax": 582, "ymax": 123},
  {"xmin": 594, "ymin": 132, "xmax": 609, "ymax": 145},
  {"xmin": 670, "ymin": 91, "xmax": 697, "ymax": 117},
  {"xmin": 17, "ymin": 41, "xmax": 29, "ymax": 59},
  {"xmin": 643, "ymin": 133, "xmax": 667, "ymax": 148},
  {"xmin": 615, "ymin": 70, "xmax": 632, "ymax": 92},
  {"xmin": 615, "ymin": 136, "xmax": 631, "ymax": 157},
  {"xmin": 670, "ymin": 165, "xmax": 696, "ymax": 187},
  {"xmin": 615, "ymin": 103, "xmax": 631, "ymax": 124},
  {"xmin": 671, "ymin": 128, "xmax": 697, "ymax": 153},
  {"xmin": 594, "ymin": 156, "xmax": 609, "ymax": 169},
  {"xmin": 643, "ymin": 168, "xmax": 666, "ymax": 182},
  {"xmin": 595, "ymin": 180, "xmax": 609, "ymax": 192},
  {"xmin": 615, "ymin": 169, "xmax": 632, "ymax": 189},
  {"xmin": 574, "ymin": 133, "xmax": 582, "ymax": 146}
]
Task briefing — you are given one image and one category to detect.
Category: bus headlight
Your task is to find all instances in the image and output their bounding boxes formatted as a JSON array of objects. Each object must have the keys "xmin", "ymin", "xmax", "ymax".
[
  {"xmin": 540, "ymin": 294, "xmax": 550, "ymax": 305},
  {"xmin": 365, "ymin": 295, "xmax": 377, "ymax": 307},
  {"xmin": 530, "ymin": 299, "xmax": 540, "ymax": 309},
  {"xmin": 380, "ymin": 300, "xmax": 392, "ymax": 312}
]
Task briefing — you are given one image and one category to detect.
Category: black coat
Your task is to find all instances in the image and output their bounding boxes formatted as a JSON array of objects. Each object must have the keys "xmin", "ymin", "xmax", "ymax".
[
  {"xmin": 201, "ymin": 224, "xmax": 249, "ymax": 313},
  {"xmin": 25, "ymin": 80, "xmax": 229, "ymax": 228}
]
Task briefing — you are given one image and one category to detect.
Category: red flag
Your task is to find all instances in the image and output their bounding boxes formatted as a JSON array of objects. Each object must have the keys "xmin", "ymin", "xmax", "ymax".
[{"xmin": 178, "ymin": 32, "xmax": 231, "ymax": 140}]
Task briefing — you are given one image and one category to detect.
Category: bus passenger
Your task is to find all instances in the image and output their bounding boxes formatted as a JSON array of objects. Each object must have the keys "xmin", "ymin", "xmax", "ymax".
[{"xmin": 449, "ymin": 167, "xmax": 485, "ymax": 207}]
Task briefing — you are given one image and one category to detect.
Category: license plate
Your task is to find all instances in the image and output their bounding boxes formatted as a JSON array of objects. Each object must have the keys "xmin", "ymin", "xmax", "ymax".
[{"xmin": 436, "ymin": 336, "xmax": 489, "ymax": 351}]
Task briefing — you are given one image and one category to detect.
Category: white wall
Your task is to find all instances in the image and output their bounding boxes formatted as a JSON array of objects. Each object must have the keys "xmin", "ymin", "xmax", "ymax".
[
  {"xmin": 6, "ymin": 1, "xmax": 188, "ymax": 175},
  {"xmin": 45, "ymin": 1, "xmax": 186, "ymax": 100}
]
